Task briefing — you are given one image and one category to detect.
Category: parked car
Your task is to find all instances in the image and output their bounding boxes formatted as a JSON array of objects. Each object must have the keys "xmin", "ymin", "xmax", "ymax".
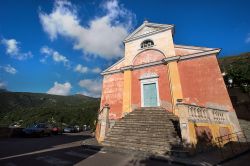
[
  {"xmin": 83, "ymin": 125, "xmax": 91, "ymax": 131},
  {"xmin": 23, "ymin": 123, "xmax": 52, "ymax": 137},
  {"xmin": 51, "ymin": 126, "xmax": 62, "ymax": 134},
  {"xmin": 74, "ymin": 125, "xmax": 80, "ymax": 132},
  {"xmin": 63, "ymin": 126, "xmax": 77, "ymax": 133},
  {"xmin": 9, "ymin": 122, "xmax": 22, "ymax": 128}
]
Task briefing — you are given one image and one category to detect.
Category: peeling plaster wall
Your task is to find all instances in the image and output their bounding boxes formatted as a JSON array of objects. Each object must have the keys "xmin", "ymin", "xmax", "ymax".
[
  {"xmin": 101, "ymin": 73, "xmax": 124, "ymax": 119},
  {"xmin": 133, "ymin": 49, "xmax": 165, "ymax": 65},
  {"xmin": 131, "ymin": 64, "xmax": 173, "ymax": 111},
  {"xmin": 178, "ymin": 55, "xmax": 234, "ymax": 111}
]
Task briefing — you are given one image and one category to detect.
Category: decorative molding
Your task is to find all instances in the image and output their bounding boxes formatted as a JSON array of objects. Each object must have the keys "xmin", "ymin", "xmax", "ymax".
[
  {"xmin": 175, "ymin": 44, "xmax": 216, "ymax": 51},
  {"xmin": 120, "ymin": 65, "xmax": 133, "ymax": 71},
  {"xmin": 162, "ymin": 56, "xmax": 180, "ymax": 63},
  {"xmin": 139, "ymin": 72, "xmax": 159, "ymax": 80},
  {"xmin": 179, "ymin": 49, "xmax": 221, "ymax": 60},
  {"xmin": 124, "ymin": 27, "xmax": 174, "ymax": 43},
  {"xmin": 124, "ymin": 21, "xmax": 174, "ymax": 43},
  {"xmin": 101, "ymin": 48, "xmax": 221, "ymax": 75},
  {"xmin": 133, "ymin": 60, "xmax": 163, "ymax": 70}
]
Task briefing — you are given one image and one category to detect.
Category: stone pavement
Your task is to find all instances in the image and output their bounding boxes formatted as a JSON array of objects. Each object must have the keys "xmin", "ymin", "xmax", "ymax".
[{"xmin": 82, "ymin": 136, "xmax": 250, "ymax": 166}]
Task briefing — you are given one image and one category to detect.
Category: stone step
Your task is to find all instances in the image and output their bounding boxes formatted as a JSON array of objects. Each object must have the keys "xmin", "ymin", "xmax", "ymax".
[
  {"xmin": 104, "ymin": 137, "xmax": 179, "ymax": 145},
  {"xmin": 120, "ymin": 118, "xmax": 176, "ymax": 122},
  {"xmin": 114, "ymin": 121, "xmax": 175, "ymax": 125},
  {"xmin": 103, "ymin": 140, "xmax": 172, "ymax": 150},
  {"xmin": 102, "ymin": 142, "xmax": 172, "ymax": 154},
  {"xmin": 106, "ymin": 132, "xmax": 179, "ymax": 139},
  {"xmin": 108, "ymin": 129, "xmax": 176, "ymax": 135},
  {"xmin": 104, "ymin": 137, "xmax": 177, "ymax": 145},
  {"xmin": 104, "ymin": 139, "xmax": 183, "ymax": 149},
  {"xmin": 110, "ymin": 127, "xmax": 173, "ymax": 132},
  {"xmin": 112, "ymin": 125, "xmax": 175, "ymax": 129},
  {"xmin": 127, "ymin": 112, "xmax": 175, "ymax": 115},
  {"xmin": 103, "ymin": 107, "xmax": 182, "ymax": 155},
  {"xmin": 109, "ymin": 126, "xmax": 174, "ymax": 131},
  {"xmin": 112, "ymin": 125, "xmax": 174, "ymax": 129}
]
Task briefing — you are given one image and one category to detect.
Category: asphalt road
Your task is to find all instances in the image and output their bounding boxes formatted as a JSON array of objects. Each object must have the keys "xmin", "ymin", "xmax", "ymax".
[{"xmin": 0, "ymin": 132, "xmax": 176, "ymax": 166}]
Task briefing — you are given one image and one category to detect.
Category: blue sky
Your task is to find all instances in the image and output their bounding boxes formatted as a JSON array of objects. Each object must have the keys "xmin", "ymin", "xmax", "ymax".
[{"xmin": 0, "ymin": 0, "xmax": 249, "ymax": 97}]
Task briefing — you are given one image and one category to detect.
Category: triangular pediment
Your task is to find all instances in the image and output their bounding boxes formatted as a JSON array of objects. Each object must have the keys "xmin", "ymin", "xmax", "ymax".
[
  {"xmin": 133, "ymin": 26, "xmax": 163, "ymax": 38},
  {"xmin": 124, "ymin": 21, "xmax": 174, "ymax": 42}
]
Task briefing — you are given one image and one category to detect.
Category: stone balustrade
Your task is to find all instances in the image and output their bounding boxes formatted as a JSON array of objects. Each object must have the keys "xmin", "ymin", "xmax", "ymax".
[
  {"xmin": 179, "ymin": 103, "xmax": 228, "ymax": 124},
  {"xmin": 176, "ymin": 103, "xmax": 231, "ymax": 144}
]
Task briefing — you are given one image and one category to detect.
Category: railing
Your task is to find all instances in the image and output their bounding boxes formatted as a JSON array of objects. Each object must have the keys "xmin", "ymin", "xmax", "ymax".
[
  {"xmin": 178, "ymin": 103, "xmax": 228, "ymax": 124},
  {"xmin": 215, "ymin": 131, "xmax": 250, "ymax": 159}
]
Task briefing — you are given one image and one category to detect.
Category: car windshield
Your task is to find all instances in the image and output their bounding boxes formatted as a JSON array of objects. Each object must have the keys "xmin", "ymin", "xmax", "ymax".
[{"xmin": 32, "ymin": 124, "xmax": 46, "ymax": 128}]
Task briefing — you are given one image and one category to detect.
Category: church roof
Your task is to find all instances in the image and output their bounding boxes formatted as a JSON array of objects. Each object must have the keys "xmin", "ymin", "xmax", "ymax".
[{"xmin": 124, "ymin": 21, "xmax": 174, "ymax": 43}]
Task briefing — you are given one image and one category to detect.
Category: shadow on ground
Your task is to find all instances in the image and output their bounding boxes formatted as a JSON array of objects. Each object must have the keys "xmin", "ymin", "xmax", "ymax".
[{"xmin": 0, "ymin": 132, "xmax": 100, "ymax": 166}]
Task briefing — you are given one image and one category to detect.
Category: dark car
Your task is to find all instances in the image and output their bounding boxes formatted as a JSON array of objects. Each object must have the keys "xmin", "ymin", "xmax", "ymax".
[{"xmin": 23, "ymin": 123, "xmax": 52, "ymax": 137}]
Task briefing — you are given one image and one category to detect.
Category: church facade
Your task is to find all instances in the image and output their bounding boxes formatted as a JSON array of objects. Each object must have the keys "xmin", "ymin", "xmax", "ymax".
[{"xmin": 96, "ymin": 21, "xmax": 241, "ymax": 147}]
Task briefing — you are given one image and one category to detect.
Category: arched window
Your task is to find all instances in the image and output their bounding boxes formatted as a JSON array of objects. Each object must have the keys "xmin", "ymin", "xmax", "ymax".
[{"xmin": 141, "ymin": 40, "xmax": 154, "ymax": 49}]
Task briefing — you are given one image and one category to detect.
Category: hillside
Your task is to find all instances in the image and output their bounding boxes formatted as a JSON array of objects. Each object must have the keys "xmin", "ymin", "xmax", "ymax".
[
  {"xmin": 218, "ymin": 52, "xmax": 250, "ymax": 91},
  {"xmin": 0, "ymin": 92, "xmax": 100, "ymax": 127},
  {"xmin": 219, "ymin": 52, "xmax": 250, "ymax": 70}
]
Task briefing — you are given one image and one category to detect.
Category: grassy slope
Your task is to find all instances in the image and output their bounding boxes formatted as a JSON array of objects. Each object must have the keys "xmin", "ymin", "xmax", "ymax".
[
  {"xmin": 218, "ymin": 52, "xmax": 250, "ymax": 70},
  {"xmin": 0, "ymin": 92, "xmax": 100, "ymax": 127}
]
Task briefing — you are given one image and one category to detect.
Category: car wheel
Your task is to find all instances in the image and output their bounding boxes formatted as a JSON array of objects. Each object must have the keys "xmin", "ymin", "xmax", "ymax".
[{"xmin": 39, "ymin": 131, "xmax": 44, "ymax": 137}]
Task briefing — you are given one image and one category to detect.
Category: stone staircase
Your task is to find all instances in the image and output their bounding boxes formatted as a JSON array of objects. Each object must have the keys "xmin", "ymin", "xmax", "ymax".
[{"xmin": 102, "ymin": 107, "xmax": 182, "ymax": 155}]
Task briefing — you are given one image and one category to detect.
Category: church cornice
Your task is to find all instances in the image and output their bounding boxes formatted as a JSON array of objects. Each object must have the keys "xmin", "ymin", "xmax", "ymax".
[{"xmin": 101, "ymin": 48, "xmax": 221, "ymax": 75}]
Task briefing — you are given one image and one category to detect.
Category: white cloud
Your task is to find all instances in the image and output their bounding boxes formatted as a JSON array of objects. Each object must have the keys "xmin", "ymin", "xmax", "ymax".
[
  {"xmin": 40, "ymin": 46, "xmax": 70, "ymax": 67},
  {"xmin": 0, "ymin": 81, "xmax": 6, "ymax": 89},
  {"xmin": 74, "ymin": 64, "xmax": 88, "ymax": 73},
  {"xmin": 78, "ymin": 79, "xmax": 102, "ymax": 97},
  {"xmin": 0, "ymin": 64, "xmax": 17, "ymax": 74},
  {"xmin": 74, "ymin": 64, "xmax": 101, "ymax": 74},
  {"xmin": 1, "ymin": 38, "xmax": 33, "ymax": 60},
  {"xmin": 92, "ymin": 67, "xmax": 101, "ymax": 73},
  {"xmin": 246, "ymin": 33, "xmax": 250, "ymax": 43},
  {"xmin": 39, "ymin": 0, "xmax": 135, "ymax": 59},
  {"xmin": 47, "ymin": 81, "xmax": 72, "ymax": 96}
]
